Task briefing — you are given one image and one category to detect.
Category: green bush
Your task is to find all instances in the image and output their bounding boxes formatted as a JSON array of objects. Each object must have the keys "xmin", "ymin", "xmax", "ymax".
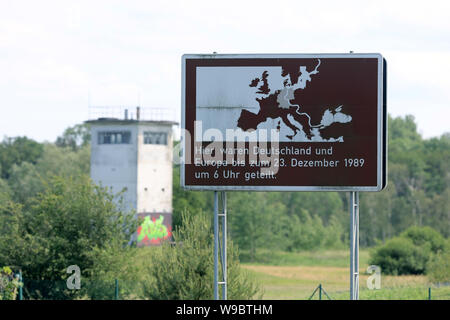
[
  {"xmin": 400, "ymin": 226, "xmax": 446, "ymax": 253},
  {"xmin": 84, "ymin": 244, "xmax": 145, "ymax": 299},
  {"xmin": 141, "ymin": 210, "xmax": 262, "ymax": 300},
  {"xmin": 0, "ymin": 267, "xmax": 22, "ymax": 300},
  {"xmin": 369, "ymin": 226, "xmax": 447, "ymax": 275},
  {"xmin": 0, "ymin": 175, "xmax": 137, "ymax": 299},
  {"xmin": 369, "ymin": 237, "xmax": 430, "ymax": 275},
  {"xmin": 427, "ymin": 250, "xmax": 450, "ymax": 284}
]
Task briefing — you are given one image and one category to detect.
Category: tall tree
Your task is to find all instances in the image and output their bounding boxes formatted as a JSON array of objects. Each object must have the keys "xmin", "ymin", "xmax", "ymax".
[
  {"xmin": 55, "ymin": 123, "xmax": 91, "ymax": 151},
  {"xmin": 0, "ymin": 175, "xmax": 137, "ymax": 299},
  {"xmin": 0, "ymin": 137, "xmax": 43, "ymax": 179}
]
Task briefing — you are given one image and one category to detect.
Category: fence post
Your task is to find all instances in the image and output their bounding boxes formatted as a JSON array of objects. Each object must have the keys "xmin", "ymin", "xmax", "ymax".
[
  {"xmin": 19, "ymin": 271, "xmax": 23, "ymax": 300},
  {"xmin": 428, "ymin": 287, "xmax": 431, "ymax": 300},
  {"xmin": 319, "ymin": 284, "xmax": 322, "ymax": 300},
  {"xmin": 115, "ymin": 279, "xmax": 119, "ymax": 300}
]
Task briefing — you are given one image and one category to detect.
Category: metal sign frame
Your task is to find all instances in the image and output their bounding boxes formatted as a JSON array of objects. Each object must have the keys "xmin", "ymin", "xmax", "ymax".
[
  {"xmin": 181, "ymin": 53, "xmax": 386, "ymax": 192},
  {"xmin": 182, "ymin": 53, "xmax": 388, "ymax": 300}
]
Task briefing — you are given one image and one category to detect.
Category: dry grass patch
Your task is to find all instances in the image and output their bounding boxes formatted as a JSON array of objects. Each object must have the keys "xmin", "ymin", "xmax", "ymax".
[{"xmin": 242, "ymin": 264, "xmax": 432, "ymax": 300}]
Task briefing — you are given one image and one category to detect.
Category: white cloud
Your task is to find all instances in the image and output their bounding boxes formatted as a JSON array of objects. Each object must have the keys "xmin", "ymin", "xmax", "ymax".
[{"xmin": 0, "ymin": 0, "xmax": 449, "ymax": 141}]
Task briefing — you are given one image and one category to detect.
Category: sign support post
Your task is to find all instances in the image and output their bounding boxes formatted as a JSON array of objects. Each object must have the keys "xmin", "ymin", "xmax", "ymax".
[
  {"xmin": 213, "ymin": 191, "xmax": 219, "ymax": 300},
  {"xmin": 213, "ymin": 191, "xmax": 227, "ymax": 300},
  {"xmin": 349, "ymin": 191, "xmax": 360, "ymax": 300},
  {"xmin": 221, "ymin": 192, "xmax": 227, "ymax": 300}
]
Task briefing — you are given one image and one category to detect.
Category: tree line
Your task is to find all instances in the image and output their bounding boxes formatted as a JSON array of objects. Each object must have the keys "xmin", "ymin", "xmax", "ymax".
[
  {"xmin": 174, "ymin": 115, "xmax": 449, "ymax": 258},
  {"xmin": 0, "ymin": 114, "xmax": 448, "ymax": 299},
  {"xmin": 0, "ymin": 115, "xmax": 448, "ymax": 254}
]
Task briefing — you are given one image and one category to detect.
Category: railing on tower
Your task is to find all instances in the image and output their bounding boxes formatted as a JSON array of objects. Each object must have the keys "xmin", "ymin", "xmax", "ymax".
[{"xmin": 88, "ymin": 106, "xmax": 177, "ymax": 122}]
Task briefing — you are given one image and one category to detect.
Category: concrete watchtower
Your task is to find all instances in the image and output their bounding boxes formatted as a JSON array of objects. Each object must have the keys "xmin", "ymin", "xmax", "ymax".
[{"xmin": 86, "ymin": 107, "xmax": 177, "ymax": 246}]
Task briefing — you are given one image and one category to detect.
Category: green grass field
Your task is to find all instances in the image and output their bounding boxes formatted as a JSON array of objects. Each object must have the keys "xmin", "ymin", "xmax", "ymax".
[{"xmin": 241, "ymin": 249, "xmax": 450, "ymax": 300}]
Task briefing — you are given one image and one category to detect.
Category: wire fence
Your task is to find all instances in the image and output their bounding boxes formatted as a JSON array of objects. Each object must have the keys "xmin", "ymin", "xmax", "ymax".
[
  {"xmin": 9, "ymin": 281, "xmax": 450, "ymax": 300},
  {"xmin": 4, "ymin": 270, "xmax": 450, "ymax": 300},
  {"xmin": 308, "ymin": 283, "xmax": 450, "ymax": 300},
  {"xmin": 4, "ymin": 276, "xmax": 145, "ymax": 300}
]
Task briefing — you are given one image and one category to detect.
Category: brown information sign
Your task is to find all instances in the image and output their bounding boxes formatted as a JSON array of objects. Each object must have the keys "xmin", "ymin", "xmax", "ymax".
[{"xmin": 181, "ymin": 54, "xmax": 386, "ymax": 191}]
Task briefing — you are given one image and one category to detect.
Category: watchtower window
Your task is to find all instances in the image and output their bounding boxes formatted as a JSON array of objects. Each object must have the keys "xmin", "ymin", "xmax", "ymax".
[
  {"xmin": 98, "ymin": 131, "xmax": 131, "ymax": 144},
  {"xmin": 144, "ymin": 132, "xmax": 167, "ymax": 145}
]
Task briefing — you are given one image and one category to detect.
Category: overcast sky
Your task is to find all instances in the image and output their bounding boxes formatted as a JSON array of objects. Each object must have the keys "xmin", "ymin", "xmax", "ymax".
[{"xmin": 1, "ymin": 0, "xmax": 449, "ymax": 142}]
